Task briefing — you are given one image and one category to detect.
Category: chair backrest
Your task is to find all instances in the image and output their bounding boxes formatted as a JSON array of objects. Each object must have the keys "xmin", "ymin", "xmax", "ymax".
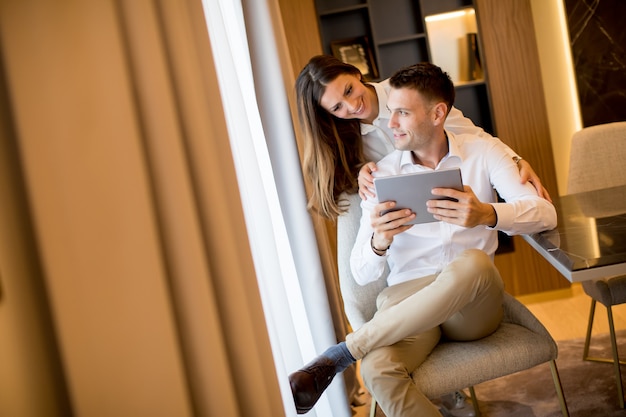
[
  {"xmin": 567, "ymin": 121, "xmax": 626, "ymax": 194},
  {"xmin": 336, "ymin": 193, "xmax": 387, "ymax": 330}
]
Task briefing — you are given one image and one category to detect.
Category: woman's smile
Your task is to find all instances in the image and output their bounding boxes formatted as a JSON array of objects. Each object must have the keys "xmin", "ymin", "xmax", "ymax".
[{"xmin": 319, "ymin": 73, "xmax": 377, "ymax": 122}]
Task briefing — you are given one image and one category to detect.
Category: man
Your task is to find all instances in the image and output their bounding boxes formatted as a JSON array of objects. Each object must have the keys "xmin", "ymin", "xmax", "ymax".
[{"xmin": 289, "ymin": 63, "xmax": 557, "ymax": 416}]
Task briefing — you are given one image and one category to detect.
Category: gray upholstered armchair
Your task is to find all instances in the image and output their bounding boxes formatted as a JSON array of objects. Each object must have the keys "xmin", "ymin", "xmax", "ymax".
[
  {"xmin": 567, "ymin": 121, "xmax": 626, "ymax": 408},
  {"xmin": 336, "ymin": 192, "xmax": 570, "ymax": 417}
]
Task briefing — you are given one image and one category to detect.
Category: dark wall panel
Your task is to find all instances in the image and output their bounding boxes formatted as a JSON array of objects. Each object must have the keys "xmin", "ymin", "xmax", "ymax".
[{"xmin": 564, "ymin": 0, "xmax": 626, "ymax": 127}]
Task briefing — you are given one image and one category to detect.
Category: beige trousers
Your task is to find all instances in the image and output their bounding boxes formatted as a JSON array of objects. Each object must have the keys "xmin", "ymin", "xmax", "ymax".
[{"xmin": 346, "ymin": 249, "xmax": 504, "ymax": 417}]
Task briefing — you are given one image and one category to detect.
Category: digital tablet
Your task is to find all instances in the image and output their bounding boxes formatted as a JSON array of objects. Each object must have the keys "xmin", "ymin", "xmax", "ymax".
[{"xmin": 373, "ymin": 167, "xmax": 464, "ymax": 224}]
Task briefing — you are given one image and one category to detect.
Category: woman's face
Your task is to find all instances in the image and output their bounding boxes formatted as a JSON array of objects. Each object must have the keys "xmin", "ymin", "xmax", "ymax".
[{"xmin": 319, "ymin": 73, "xmax": 378, "ymax": 124}]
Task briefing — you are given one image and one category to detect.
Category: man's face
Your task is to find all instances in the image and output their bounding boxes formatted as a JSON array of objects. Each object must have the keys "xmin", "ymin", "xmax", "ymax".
[{"xmin": 386, "ymin": 87, "xmax": 437, "ymax": 152}]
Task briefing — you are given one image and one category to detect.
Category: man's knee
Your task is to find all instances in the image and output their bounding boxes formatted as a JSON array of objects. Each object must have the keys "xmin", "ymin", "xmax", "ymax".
[
  {"xmin": 453, "ymin": 249, "xmax": 501, "ymax": 286},
  {"xmin": 459, "ymin": 249, "xmax": 493, "ymax": 271}
]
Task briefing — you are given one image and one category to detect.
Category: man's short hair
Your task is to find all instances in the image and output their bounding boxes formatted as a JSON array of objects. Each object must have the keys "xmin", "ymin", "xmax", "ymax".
[{"xmin": 389, "ymin": 63, "xmax": 455, "ymax": 114}]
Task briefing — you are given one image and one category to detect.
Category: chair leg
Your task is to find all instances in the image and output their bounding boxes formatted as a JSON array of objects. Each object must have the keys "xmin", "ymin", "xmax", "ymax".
[
  {"xmin": 583, "ymin": 301, "xmax": 626, "ymax": 365},
  {"xmin": 582, "ymin": 300, "xmax": 625, "ymax": 408},
  {"xmin": 549, "ymin": 360, "xmax": 570, "ymax": 417},
  {"xmin": 582, "ymin": 299, "xmax": 597, "ymax": 360},
  {"xmin": 607, "ymin": 306, "xmax": 625, "ymax": 408},
  {"xmin": 468, "ymin": 386, "xmax": 481, "ymax": 417},
  {"xmin": 369, "ymin": 397, "xmax": 376, "ymax": 417}
]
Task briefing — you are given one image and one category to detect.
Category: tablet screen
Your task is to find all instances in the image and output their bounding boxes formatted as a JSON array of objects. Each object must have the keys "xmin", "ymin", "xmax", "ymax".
[{"xmin": 373, "ymin": 167, "xmax": 463, "ymax": 224}]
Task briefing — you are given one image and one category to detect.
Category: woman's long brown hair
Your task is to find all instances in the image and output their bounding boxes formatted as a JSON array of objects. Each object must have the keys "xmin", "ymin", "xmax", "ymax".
[{"xmin": 295, "ymin": 55, "xmax": 366, "ymax": 219}]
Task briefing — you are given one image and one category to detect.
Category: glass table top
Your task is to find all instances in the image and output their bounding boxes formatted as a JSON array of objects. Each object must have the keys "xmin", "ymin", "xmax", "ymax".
[{"xmin": 523, "ymin": 185, "xmax": 626, "ymax": 281}]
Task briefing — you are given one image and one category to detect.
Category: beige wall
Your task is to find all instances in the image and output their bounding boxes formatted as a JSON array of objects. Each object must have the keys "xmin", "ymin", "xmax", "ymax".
[{"xmin": 530, "ymin": 0, "xmax": 583, "ymax": 196}]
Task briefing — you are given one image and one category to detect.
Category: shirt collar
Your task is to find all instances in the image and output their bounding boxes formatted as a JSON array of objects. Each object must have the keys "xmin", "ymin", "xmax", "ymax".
[
  {"xmin": 447, "ymin": 131, "xmax": 464, "ymax": 162},
  {"xmin": 372, "ymin": 80, "xmax": 391, "ymax": 124},
  {"xmin": 399, "ymin": 130, "xmax": 465, "ymax": 169},
  {"xmin": 360, "ymin": 80, "xmax": 391, "ymax": 135}
]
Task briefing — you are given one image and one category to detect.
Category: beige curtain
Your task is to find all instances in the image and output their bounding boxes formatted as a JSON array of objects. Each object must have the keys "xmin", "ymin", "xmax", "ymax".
[
  {"xmin": 258, "ymin": 0, "xmax": 362, "ymax": 407},
  {"xmin": 0, "ymin": 0, "xmax": 283, "ymax": 416}
]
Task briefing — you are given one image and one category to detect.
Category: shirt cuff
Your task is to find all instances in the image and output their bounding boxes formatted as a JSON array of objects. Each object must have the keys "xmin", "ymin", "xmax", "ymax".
[
  {"xmin": 489, "ymin": 203, "xmax": 515, "ymax": 230},
  {"xmin": 365, "ymin": 242, "xmax": 389, "ymax": 261}
]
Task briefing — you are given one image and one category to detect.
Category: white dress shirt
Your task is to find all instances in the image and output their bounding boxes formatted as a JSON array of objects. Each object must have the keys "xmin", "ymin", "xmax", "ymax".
[{"xmin": 350, "ymin": 131, "xmax": 557, "ymax": 287}]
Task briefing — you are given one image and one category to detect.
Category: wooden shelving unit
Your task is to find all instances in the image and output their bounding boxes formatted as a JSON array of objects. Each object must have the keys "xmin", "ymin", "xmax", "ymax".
[{"xmin": 314, "ymin": 0, "xmax": 494, "ymax": 133}]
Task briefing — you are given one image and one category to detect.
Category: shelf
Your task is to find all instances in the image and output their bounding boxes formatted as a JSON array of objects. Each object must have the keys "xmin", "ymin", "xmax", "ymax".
[
  {"xmin": 377, "ymin": 39, "xmax": 428, "ymax": 79},
  {"xmin": 455, "ymin": 83, "xmax": 494, "ymax": 134},
  {"xmin": 314, "ymin": 0, "xmax": 494, "ymax": 133},
  {"xmin": 454, "ymin": 79, "xmax": 486, "ymax": 88},
  {"xmin": 424, "ymin": 8, "xmax": 482, "ymax": 84},
  {"xmin": 369, "ymin": 0, "xmax": 424, "ymax": 41},
  {"xmin": 419, "ymin": 0, "xmax": 474, "ymax": 16},
  {"xmin": 376, "ymin": 33, "xmax": 426, "ymax": 47},
  {"xmin": 318, "ymin": 9, "xmax": 371, "ymax": 56},
  {"xmin": 318, "ymin": 4, "xmax": 367, "ymax": 17}
]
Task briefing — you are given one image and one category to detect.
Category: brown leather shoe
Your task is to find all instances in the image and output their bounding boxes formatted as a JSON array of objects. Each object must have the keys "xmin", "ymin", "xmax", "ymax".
[{"xmin": 289, "ymin": 356, "xmax": 337, "ymax": 414}]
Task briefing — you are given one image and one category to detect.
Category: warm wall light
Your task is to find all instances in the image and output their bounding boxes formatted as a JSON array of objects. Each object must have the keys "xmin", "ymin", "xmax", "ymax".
[
  {"xmin": 425, "ymin": 8, "xmax": 479, "ymax": 83},
  {"xmin": 529, "ymin": 0, "xmax": 582, "ymax": 195},
  {"xmin": 557, "ymin": 1, "xmax": 582, "ymax": 132},
  {"xmin": 425, "ymin": 9, "xmax": 473, "ymax": 23}
]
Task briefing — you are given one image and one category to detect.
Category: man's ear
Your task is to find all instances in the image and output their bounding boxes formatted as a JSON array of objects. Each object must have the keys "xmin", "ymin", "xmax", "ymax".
[{"xmin": 432, "ymin": 102, "xmax": 448, "ymax": 126}]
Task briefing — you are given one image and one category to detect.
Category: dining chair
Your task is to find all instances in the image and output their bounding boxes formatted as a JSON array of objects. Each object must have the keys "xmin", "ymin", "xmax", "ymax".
[
  {"xmin": 567, "ymin": 121, "xmax": 626, "ymax": 408},
  {"xmin": 336, "ymin": 192, "xmax": 569, "ymax": 417}
]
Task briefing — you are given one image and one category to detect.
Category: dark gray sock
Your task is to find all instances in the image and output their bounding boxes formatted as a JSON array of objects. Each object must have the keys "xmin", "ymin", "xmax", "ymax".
[{"xmin": 322, "ymin": 341, "xmax": 356, "ymax": 373}]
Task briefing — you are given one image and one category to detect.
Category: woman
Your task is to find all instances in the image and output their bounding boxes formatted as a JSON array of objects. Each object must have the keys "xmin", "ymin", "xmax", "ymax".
[{"xmin": 296, "ymin": 55, "xmax": 550, "ymax": 219}]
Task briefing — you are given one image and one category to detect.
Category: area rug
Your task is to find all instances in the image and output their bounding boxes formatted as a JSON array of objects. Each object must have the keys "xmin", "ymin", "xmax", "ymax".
[
  {"xmin": 363, "ymin": 331, "xmax": 626, "ymax": 417},
  {"xmin": 472, "ymin": 330, "xmax": 626, "ymax": 416}
]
